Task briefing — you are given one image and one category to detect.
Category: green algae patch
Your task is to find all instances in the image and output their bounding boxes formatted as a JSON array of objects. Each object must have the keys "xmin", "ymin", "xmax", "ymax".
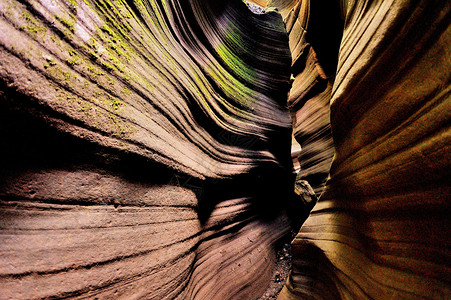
[
  {"xmin": 120, "ymin": 87, "xmax": 132, "ymax": 95},
  {"xmin": 110, "ymin": 98, "xmax": 123, "ymax": 110},
  {"xmin": 66, "ymin": 49, "xmax": 81, "ymax": 66},
  {"xmin": 20, "ymin": 9, "xmax": 47, "ymax": 38},
  {"xmin": 56, "ymin": 15, "xmax": 75, "ymax": 33},
  {"xmin": 93, "ymin": 91, "xmax": 123, "ymax": 111},
  {"xmin": 43, "ymin": 59, "xmax": 57, "ymax": 69},
  {"xmin": 66, "ymin": 0, "xmax": 79, "ymax": 13}
]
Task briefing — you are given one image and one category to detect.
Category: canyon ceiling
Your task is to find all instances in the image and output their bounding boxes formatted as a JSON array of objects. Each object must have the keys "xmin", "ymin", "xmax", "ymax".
[{"xmin": 0, "ymin": 0, "xmax": 449, "ymax": 299}]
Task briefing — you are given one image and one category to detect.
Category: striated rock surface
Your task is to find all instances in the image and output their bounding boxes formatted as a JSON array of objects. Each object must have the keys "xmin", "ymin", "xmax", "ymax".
[
  {"xmin": 0, "ymin": 0, "xmax": 296, "ymax": 299},
  {"xmin": 1, "ymin": 0, "xmax": 450, "ymax": 299},
  {"xmin": 0, "ymin": 0, "xmax": 293, "ymax": 179},
  {"xmin": 280, "ymin": 0, "xmax": 343, "ymax": 197},
  {"xmin": 279, "ymin": 0, "xmax": 451, "ymax": 299}
]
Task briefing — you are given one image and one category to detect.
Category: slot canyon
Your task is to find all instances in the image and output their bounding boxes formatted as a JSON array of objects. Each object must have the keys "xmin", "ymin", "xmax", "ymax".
[{"xmin": 0, "ymin": 0, "xmax": 449, "ymax": 299}]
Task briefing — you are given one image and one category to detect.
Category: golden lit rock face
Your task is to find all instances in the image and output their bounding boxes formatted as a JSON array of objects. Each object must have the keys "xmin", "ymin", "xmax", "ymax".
[
  {"xmin": 279, "ymin": 0, "xmax": 451, "ymax": 299},
  {"xmin": 0, "ymin": 0, "xmax": 450, "ymax": 299}
]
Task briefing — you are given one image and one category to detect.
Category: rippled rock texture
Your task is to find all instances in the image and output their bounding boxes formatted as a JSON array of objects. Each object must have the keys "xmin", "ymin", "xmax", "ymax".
[
  {"xmin": 278, "ymin": 0, "xmax": 451, "ymax": 299},
  {"xmin": 0, "ymin": 0, "xmax": 296, "ymax": 299},
  {"xmin": 282, "ymin": 0, "xmax": 342, "ymax": 197},
  {"xmin": 1, "ymin": 0, "xmax": 450, "ymax": 299}
]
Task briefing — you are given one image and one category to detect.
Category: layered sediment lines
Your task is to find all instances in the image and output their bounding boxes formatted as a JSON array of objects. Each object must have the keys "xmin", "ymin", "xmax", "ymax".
[
  {"xmin": 0, "ymin": 1, "xmax": 295, "ymax": 299},
  {"xmin": 1, "ymin": 0, "xmax": 450, "ymax": 299},
  {"xmin": 279, "ymin": 0, "xmax": 342, "ymax": 196},
  {"xmin": 280, "ymin": 0, "xmax": 451, "ymax": 299},
  {"xmin": 0, "ymin": 0, "xmax": 292, "ymax": 178}
]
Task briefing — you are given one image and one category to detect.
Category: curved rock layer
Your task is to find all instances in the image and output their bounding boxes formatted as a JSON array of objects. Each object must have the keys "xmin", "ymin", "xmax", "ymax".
[
  {"xmin": 1, "ymin": 0, "xmax": 450, "ymax": 299},
  {"xmin": 0, "ymin": 0, "xmax": 292, "ymax": 179},
  {"xmin": 277, "ymin": 0, "xmax": 343, "ymax": 196},
  {"xmin": 0, "ymin": 1, "xmax": 296, "ymax": 299},
  {"xmin": 280, "ymin": 0, "xmax": 451, "ymax": 299}
]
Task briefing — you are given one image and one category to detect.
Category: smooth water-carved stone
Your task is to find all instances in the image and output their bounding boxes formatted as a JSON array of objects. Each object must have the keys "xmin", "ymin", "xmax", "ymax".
[
  {"xmin": 0, "ymin": 0, "xmax": 292, "ymax": 179},
  {"xmin": 280, "ymin": 0, "xmax": 451, "ymax": 299},
  {"xmin": 0, "ymin": 1, "xmax": 297, "ymax": 299},
  {"xmin": 280, "ymin": 0, "xmax": 343, "ymax": 197},
  {"xmin": 2, "ymin": 0, "xmax": 449, "ymax": 299}
]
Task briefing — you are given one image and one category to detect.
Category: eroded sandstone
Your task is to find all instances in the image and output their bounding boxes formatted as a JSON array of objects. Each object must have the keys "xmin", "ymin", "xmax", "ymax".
[{"xmin": 0, "ymin": 0, "xmax": 450, "ymax": 299}]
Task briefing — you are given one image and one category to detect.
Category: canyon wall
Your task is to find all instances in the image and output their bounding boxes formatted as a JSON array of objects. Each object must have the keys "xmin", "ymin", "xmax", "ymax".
[
  {"xmin": 0, "ymin": 0, "xmax": 450, "ymax": 299},
  {"xmin": 0, "ymin": 0, "xmax": 298, "ymax": 299},
  {"xmin": 278, "ymin": 0, "xmax": 451, "ymax": 299}
]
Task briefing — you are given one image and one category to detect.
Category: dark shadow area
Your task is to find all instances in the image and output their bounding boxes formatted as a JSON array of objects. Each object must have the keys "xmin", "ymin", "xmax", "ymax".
[
  {"xmin": 289, "ymin": 240, "xmax": 342, "ymax": 299},
  {"xmin": 0, "ymin": 81, "xmax": 307, "ymax": 233},
  {"xmin": 306, "ymin": 0, "xmax": 344, "ymax": 77},
  {"xmin": 0, "ymin": 81, "xmax": 174, "ymax": 186}
]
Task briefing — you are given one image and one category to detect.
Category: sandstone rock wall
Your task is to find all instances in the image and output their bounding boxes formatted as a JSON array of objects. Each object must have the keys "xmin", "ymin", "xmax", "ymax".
[
  {"xmin": 279, "ymin": 0, "xmax": 451, "ymax": 298},
  {"xmin": 279, "ymin": 0, "xmax": 343, "ymax": 197},
  {"xmin": 0, "ymin": 1, "xmax": 296, "ymax": 299},
  {"xmin": 0, "ymin": 0, "xmax": 450, "ymax": 299}
]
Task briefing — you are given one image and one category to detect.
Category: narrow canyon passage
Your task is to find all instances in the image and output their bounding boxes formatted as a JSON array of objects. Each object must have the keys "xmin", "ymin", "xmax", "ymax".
[{"xmin": 0, "ymin": 0, "xmax": 450, "ymax": 299}]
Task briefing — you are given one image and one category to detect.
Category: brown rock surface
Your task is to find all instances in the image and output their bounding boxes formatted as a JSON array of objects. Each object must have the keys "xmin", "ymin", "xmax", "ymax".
[
  {"xmin": 1, "ymin": 0, "xmax": 450, "ymax": 299},
  {"xmin": 0, "ymin": 1, "xmax": 296, "ymax": 299},
  {"xmin": 279, "ymin": 0, "xmax": 343, "ymax": 197},
  {"xmin": 279, "ymin": 0, "xmax": 451, "ymax": 299}
]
